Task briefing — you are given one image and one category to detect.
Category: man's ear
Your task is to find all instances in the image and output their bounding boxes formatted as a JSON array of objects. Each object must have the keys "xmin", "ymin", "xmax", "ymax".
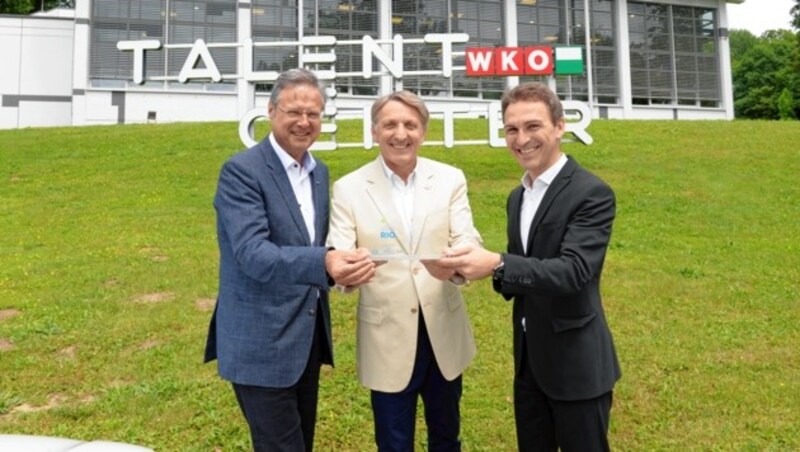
[{"xmin": 555, "ymin": 117, "xmax": 566, "ymax": 138}]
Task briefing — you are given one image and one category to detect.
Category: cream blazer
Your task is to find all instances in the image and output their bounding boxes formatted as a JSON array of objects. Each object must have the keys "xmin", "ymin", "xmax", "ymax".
[{"xmin": 327, "ymin": 156, "xmax": 482, "ymax": 392}]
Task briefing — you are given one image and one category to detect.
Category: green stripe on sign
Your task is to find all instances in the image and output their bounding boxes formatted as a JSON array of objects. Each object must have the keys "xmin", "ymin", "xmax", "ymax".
[{"xmin": 555, "ymin": 47, "xmax": 584, "ymax": 75}]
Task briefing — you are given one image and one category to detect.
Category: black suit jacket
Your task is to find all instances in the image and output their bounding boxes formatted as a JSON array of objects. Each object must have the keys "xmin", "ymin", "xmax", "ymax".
[{"xmin": 494, "ymin": 156, "xmax": 621, "ymax": 401}]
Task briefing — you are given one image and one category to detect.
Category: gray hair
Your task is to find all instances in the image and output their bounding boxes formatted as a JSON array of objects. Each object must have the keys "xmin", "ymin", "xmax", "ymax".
[
  {"xmin": 371, "ymin": 90, "xmax": 430, "ymax": 130},
  {"xmin": 269, "ymin": 68, "xmax": 327, "ymax": 108}
]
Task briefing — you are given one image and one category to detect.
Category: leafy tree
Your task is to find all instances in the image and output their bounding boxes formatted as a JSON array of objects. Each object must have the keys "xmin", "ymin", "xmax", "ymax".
[
  {"xmin": 777, "ymin": 88, "xmax": 796, "ymax": 119},
  {"xmin": 729, "ymin": 29, "xmax": 758, "ymax": 61},
  {"xmin": 792, "ymin": 0, "xmax": 800, "ymax": 30},
  {"xmin": 732, "ymin": 30, "xmax": 800, "ymax": 119},
  {"xmin": 0, "ymin": 0, "xmax": 73, "ymax": 15}
]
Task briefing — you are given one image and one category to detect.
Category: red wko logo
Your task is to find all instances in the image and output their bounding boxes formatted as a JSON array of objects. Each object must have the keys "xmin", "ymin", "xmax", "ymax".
[{"xmin": 465, "ymin": 46, "xmax": 583, "ymax": 76}]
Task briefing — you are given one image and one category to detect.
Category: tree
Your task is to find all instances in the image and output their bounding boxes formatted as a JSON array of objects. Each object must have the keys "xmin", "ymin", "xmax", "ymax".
[
  {"xmin": 729, "ymin": 29, "xmax": 758, "ymax": 62},
  {"xmin": 732, "ymin": 30, "xmax": 800, "ymax": 119},
  {"xmin": 777, "ymin": 88, "xmax": 797, "ymax": 120},
  {"xmin": 792, "ymin": 0, "xmax": 800, "ymax": 30},
  {"xmin": 0, "ymin": 0, "xmax": 73, "ymax": 15}
]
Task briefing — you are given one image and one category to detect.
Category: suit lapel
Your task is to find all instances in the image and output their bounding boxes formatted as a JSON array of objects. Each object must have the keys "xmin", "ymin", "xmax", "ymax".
[
  {"xmin": 364, "ymin": 158, "xmax": 411, "ymax": 254},
  {"xmin": 410, "ymin": 159, "xmax": 432, "ymax": 254},
  {"xmin": 261, "ymin": 140, "xmax": 312, "ymax": 246},
  {"xmin": 311, "ymin": 165, "xmax": 327, "ymax": 246},
  {"xmin": 524, "ymin": 158, "xmax": 575, "ymax": 255},
  {"xmin": 508, "ymin": 187, "xmax": 525, "ymax": 255}
]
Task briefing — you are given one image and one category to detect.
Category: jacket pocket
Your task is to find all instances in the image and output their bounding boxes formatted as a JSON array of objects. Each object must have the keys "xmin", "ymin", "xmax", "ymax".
[
  {"xmin": 551, "ymin": 312, "xmax": 597, "ymax": 333},
  {"xmin": 446, "ymin": 291, "xmax": 465, "ymax": 312},
  {"xmin": 358, "ymin": 305, "xmax": 383, "ymax": 325}
]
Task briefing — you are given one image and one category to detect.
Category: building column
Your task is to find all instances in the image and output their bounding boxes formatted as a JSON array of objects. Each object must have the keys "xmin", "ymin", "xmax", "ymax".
[
  {"xmin": 237, "ymin": 0, "xmax": 255, "ymax": 119},
  {"xmin": 716, "ymin": 0, "xmax": 735, "ymax": 119},
  {"xmin": 503, "ymin": 0, "xmax": 519, "ymax": 90},
  {"xmin": 378, "ymin": 0, "xmax": 393, "ymax": 95},
  {"xmin": 614, "ymin": 0, "xmax": 632, "ymax": 118},
  {"xmin": 71, "ymin": 0, "xmax": 91, "ymax": 125}
]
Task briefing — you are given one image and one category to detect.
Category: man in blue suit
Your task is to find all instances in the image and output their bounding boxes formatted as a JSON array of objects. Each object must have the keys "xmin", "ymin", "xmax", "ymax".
[{"xmin": 204, "ymin": 68, "xmax": 376, "ymax": 451}]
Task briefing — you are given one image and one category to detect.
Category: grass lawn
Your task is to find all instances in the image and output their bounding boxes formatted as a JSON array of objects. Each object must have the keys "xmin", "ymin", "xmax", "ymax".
[{"xmin": 1, "ymin": 118, "xmax": 798, "ymax": 450}]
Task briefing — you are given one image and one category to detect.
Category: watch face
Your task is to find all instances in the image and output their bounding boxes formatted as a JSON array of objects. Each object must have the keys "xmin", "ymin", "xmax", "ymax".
[{"xmin": 493, "ymin": 267, "xmax": 504, "ymax": 280}]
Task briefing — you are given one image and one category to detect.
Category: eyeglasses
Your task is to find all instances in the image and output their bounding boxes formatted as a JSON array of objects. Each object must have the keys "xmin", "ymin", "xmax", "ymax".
[{"xmin": 276, "ymin": 106, "xmax": 322, "ymax": 121}]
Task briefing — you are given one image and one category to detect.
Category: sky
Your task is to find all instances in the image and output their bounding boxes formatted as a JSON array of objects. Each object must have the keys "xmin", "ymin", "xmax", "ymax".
[{"xmin": 727, "ymin": 0, "xmax": 795, "ymax": 36}]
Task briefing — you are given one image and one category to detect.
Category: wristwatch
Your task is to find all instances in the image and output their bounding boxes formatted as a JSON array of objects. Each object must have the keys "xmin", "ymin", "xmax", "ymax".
[{"xmin": 492, "ymin": 253, "xmax": 505, "ymax": 281}]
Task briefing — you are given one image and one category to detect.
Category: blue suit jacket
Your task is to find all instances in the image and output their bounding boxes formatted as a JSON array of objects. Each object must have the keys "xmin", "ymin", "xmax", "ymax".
[{"xmin": 204, "ymin": 137, "xmax": 333, "ymax": 388}]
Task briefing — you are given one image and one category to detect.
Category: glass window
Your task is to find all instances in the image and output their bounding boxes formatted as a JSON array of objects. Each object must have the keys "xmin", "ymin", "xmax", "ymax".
[
  {"xmin": 518, "ymin": 0, "xmax": 618, "ymax": 105},
  {"xmin": 628, "ymin": 2, "xmax": 720, "ymax": 107},
  {"xmin": 90, "ymin": 0, "xmax": 237, "ymax": 88},
  {"xmin": 302, "ymin": 0, "xmax": 379, "ymax": 95},
  {"xmin": 90, "ymin": 0, "xmax": 166, "ymax": 80}
]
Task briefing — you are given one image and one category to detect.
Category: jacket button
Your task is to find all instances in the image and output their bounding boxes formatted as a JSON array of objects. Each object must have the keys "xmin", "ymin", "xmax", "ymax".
[
  {"xmin": 413, "ymin": 267, "xmax": 420, "ymax": 275},
  {"xmin": 410, "ymin": 307, "xmax": 418, "ymax": 314},
  {"xmin": 308, "ymin": 308, "xmax": 316, "ymax": 316}
]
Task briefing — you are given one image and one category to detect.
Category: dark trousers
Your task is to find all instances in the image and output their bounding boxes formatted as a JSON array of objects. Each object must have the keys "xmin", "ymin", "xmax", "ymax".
[
  {"xmin": 233, "ymin": 312, "xmax": 329, "ymax": 452},
  {"xmin": 370, "ymin": 314, "xmax": 462, "ymax": 452},
  {"xmin": 514, "ymin": 339, "xmax": 612, "ymax": 452}
]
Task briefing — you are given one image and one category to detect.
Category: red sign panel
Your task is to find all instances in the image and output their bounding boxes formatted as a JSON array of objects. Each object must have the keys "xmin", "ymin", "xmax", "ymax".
[{"xmin": 466, "ymin": 46, "xmax": 554, "ymax": 76}]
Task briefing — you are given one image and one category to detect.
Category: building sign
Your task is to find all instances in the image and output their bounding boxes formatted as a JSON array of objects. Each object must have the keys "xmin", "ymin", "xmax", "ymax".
[
  {"xmin": 118, "ymin": 34, "xmax": 592, "ymax": 148},
  {"xmin": 465, "ymin": 45, "xmax": 584, "ymax": 76}
]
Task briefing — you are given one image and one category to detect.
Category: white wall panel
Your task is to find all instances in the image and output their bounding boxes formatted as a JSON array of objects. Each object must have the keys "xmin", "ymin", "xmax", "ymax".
[
  {"xmin": 18, "ymin": 101, "xmax": 72, "ymax": 127},
  {"xmin": 19, "ymin": 21, "xmax": 74, "ymax": 96},
  {"xmin": 123, "ymin": 92, "xmax": 237, "ymax": 124},
  {"xmin": 0, "ymin": 18, "xmax": 23, "ymax": 93},
  {"xmin": 83, "ymin": 91, "xmax": 121, "ymax": 124}
]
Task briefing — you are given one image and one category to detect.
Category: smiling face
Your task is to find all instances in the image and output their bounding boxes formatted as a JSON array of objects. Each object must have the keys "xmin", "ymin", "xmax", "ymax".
[
  {"xmin": 267, "ymin": 83, "xmax": 324, "ymax": 162},
  {"xmin": 503, "ymin": 99, "xmax": 565, "ymax": 179},
  {"xmin": 372, "ymin": 99, "xmax": 426, "ymax": 181}
]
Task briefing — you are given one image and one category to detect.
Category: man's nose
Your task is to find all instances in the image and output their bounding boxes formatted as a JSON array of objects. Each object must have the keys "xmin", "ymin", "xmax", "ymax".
[{"xmin": 395, "ymin": 125, "xmax": 408, "ymax": 138}]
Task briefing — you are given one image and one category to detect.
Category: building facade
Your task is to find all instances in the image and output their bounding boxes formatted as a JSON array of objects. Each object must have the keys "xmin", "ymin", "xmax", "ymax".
[{"xmin": 0, "ymin": 0, "xmax": 743, "ymax": 130}]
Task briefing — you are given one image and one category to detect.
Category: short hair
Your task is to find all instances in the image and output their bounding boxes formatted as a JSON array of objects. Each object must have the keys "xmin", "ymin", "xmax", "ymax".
[
  {"xmin": 371, "ymin": 90, "xmax": 430, "ymax": 130},
  {"xmin": 500, "ymin": 82, "xmax": 563, "ymax": 126},
  {"xmin": 269, "ymin": 68, "xmax": 327, "ymax": 108}
]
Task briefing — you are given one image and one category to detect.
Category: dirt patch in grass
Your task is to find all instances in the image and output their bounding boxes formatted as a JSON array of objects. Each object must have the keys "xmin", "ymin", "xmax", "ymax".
[
  {"xmin": 0, "ymin": 339, "xmax": 15, "ymax": 352},
  {"xmin": 139, "ymin": 339, "xmax": 160, "ymax": 350},
  {"xmin": 132, "ymin": 292, "xmax": 174, "ymax": 303},
  {"xmin": 195, "ymin": 298, "xmax": 216, "ymax": 311},
  {"xmin": 11, "ymin": 394, "xmax": 68, "ymax": 414},
  {"xmin": 0, "ymin": 309, "xmax": 20, "ymax": 321},
  {"xmin": 58, "ymin": 345, "xmax": 77, "ymax": 359}
]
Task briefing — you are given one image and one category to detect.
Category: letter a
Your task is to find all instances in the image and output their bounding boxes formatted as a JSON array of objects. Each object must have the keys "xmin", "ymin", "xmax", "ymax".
[{"xmin": 179, "ymin": 39, "xmax": 222, "ymax": 83}]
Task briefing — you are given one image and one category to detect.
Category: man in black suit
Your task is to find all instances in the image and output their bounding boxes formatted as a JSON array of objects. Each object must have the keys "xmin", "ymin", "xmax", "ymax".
[{"xmin": 431, "ymin": 82, "xmax": 621, "ymax": 451}]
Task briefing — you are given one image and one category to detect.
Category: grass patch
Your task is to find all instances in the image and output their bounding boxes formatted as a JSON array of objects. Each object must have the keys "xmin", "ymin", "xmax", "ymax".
[{"xmin": 1, "ymin": 119, "xmax": 798, "ymax": 450}]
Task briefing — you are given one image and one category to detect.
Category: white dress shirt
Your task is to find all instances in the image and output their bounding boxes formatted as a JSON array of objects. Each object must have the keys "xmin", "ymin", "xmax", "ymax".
[
  {"xmin": 380, "ymin": 156, "xmax": 417, "ymax": 248},
  {"xmin": 519, "ymin": 153, "xmax": 568, "ymax": 254},
  {"xmin": 270, "ymin": 134, "xmax": 317, "ymax": 243},
  {"xmin": 519, "ymin": 153, "xmax": 567, "ymax": 332}
]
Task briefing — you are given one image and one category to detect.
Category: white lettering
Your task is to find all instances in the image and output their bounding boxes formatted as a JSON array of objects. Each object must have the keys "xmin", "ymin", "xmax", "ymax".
[
  {"xmin": 424, "ymin": 33, "xmax": 469, "ymax": 77},
  {"xmin": 500, "ymin": 50, "xmax": 520, "ymax": 72},
  {"xmin": 243, "ymin": 38, "xmax": 279, "ymax": 83},
  {"xmin": 179, "ymin": 39, "xmax": 222, "ymax": 83},
  {"xmin": 362, "ymin": 35, "xmax": 404, "ymax": 79},
  {"xmin": 117, "ymin": 40, "xmax": 161, "ymax": 85},
  {"xmin": 300, "ymin": 36, "xmax": 337, "ymax": 80},
  {"xmin": 466, "ymin": 49, "xmax": 493, "ymax": 73},
  {"xmin": 117, "ymin": 33, "xmax": 593, "ymax": 148},
  {"xmin": 527, "ymin": 49, "xmax": 550, "ymax": 72}
]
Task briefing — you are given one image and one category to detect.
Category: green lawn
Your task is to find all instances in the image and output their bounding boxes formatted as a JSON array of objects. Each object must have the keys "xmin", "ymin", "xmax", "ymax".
[{"xmin": 1, "ymin": 118, "xmax": 798, "ymax": 450}]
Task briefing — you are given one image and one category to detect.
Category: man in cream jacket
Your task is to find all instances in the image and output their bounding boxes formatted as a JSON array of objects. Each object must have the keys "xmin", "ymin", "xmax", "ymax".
[{"xmin": 327, "ymin": 90, "xmax": 482, "ymax": 451}]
